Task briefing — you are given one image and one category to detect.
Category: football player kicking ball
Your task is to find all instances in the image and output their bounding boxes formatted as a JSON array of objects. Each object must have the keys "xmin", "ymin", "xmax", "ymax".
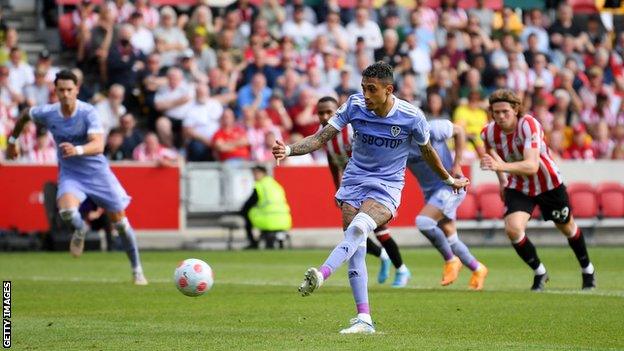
[
  {"xmin": 480, "ymin": 89, "xmax": 595, "ymax": 291},
  {"xmin": 317, "ymin": 96, "xmax": 411, "ymax": 288},
  {"xmin": 407, "ymin": 117, "xmax": 488, "ymax": 290},
  {"xmin": 7, "ymin": 70, "xmax": 148, "ymax": 285},
  {"xmin": 273, "ymin": 62, "xmax": 468, "ymax": 334}
]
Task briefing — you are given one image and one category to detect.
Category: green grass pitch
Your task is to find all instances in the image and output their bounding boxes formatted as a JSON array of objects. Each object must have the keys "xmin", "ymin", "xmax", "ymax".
[{"xmin": 2, "ymin": 247, "xmax": 623, "ymax": 350}]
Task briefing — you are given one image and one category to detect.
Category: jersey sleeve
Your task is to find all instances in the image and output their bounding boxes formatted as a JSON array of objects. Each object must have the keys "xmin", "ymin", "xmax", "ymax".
[
  {"xmin": 520, "ymin": 116, "xmax": 540, "ymax": 150},
  {"xmin": 327, "ymin": 95, "xmax": 355, "ymax": 131},
  {"xmin": 480, "ymin": 125, "xmax": 490, "ymax": 150},
  {"xmin": 429, "ymin": 119, "xmax": 454, "ymax": 141},
  {"xmin": 86, "ymin": 106, "xmax": 104, "ymax": 134},
  {"xmin": 411, "ymin": 111, "xmax": 430, "ymax": 145},
  {"xmin": 28, "ymin": 105, "xmax": 47, "ymax": 124}
]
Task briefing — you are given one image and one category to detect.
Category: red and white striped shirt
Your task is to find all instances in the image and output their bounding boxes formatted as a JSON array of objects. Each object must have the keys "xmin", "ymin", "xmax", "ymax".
[
  {"xmin": 322, "ymin": 123, "xmax": 353, "ymax": 158},
  {"xmin": 481, "ymin": 115, "xmax": 563, "ymax": 196}
]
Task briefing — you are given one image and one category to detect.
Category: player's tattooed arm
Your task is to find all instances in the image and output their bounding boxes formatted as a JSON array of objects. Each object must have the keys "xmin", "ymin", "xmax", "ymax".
[
  {"xmin": 289, "ymin": 124, "xmax": 340, "ymax": 156},
  {"xmin": 6, "ymin": 108, "xmax": 32, "ymax": 159}
]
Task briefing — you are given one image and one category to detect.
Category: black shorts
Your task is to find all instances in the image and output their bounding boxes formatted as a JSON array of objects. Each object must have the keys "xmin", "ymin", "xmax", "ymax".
[{"xmin": 504, "ymin": 184, "xmax": 572, "ymax": 224}]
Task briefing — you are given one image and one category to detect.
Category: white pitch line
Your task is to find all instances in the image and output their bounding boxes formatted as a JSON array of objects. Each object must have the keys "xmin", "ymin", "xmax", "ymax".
[{"xmin": 18, "ymin": 276, "xmax": 624, "ymax": 298}]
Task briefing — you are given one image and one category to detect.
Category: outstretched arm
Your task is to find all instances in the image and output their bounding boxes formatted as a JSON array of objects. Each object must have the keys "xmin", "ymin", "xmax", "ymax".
[
  {"xmin": 6, "ymin": 108, "xmax": 32, "ymax": 159},
  {"xmin": 273, "ymin": 124, "xmax": 340, "ymax": 161},
  {"xmin": 419, "ymin": 141, "xmax": 470, "ymax": 191}
]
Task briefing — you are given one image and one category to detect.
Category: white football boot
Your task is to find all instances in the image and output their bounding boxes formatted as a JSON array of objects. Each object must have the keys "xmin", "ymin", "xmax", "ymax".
[
  {"xmin": 133, "ymin": 271, "xmax": 149, "ymax": 286},
  {"xmin": 339, "ymin": 318, "xmax": 376, "ymax": 334},
  {"xmin": 298, "ymin": 267, "xmax": 324, "ymax": 296},
  {"xmin": 69, "ymin": 228, "xmax": 87, "ymax": 258}
]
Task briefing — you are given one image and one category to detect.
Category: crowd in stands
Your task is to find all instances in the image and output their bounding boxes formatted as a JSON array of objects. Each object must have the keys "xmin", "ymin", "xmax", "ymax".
[{"xmin": 2, "ymin": 0, "xmax": 624, "ymax": 165}]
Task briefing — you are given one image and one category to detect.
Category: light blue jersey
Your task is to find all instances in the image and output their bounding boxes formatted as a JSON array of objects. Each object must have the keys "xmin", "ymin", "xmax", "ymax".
[
  {"xmin": 407, "ymin": 119, "xmax": 454, "ymax": 198},
  {"xmin": 30, "ymin": 101, "xmax": 130, "ymax": 211},
  {"xmin": 329, "ymin": 94, "xmax": 430, "ymax": 214},
  {"xmin": 328, "ymin": 94, "xmax": 430, "ymax": 188},
  {"xmin": 30, "ymin": 101, "xmax": 108, "ymax": 177}
]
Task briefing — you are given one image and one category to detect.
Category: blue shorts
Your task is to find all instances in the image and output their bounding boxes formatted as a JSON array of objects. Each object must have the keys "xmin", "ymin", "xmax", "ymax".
[
  {"xmin": 335, "ymin": 181, "xmax": 402, "ymax": 216},
  {"xmin": 424, "ymin": 187, "xmax": 466, "ymax": 220},
  {"xmin": 57, "ymin": 168, "xmax": 131, "ymax": 212}
]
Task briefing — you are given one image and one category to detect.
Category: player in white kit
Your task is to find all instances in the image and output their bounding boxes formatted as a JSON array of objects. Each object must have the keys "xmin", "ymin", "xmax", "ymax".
[
  {"xmin": 273, "ymin": 62, "xmax": 469, "ymax": 334},
  {"xmin": 7, "ymin": 70, "xmax": 147, "ymax": 285}
]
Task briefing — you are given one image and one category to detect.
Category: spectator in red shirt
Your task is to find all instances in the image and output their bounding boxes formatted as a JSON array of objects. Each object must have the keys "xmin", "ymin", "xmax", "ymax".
[
  {"xmin": 433, "ymin": 31, "xmax": 465, "ymax": 69},
  {"xmin": 592, "ymin": 121, "xmax": 615, "ymax": 159},
  {"xmin": 264, "ymin": 91, "xmax": 293, "ymax": 137},
  {"xmin": 564, "ymin": 124, "xmax": 595, "ymax": 160},
  {"xmin": 288, "ymin": 88, "xmax": 319, "ymax": 137},
  {"xmin": 212, "ymin": 108, "xmax": 251, "ymax": 162},
  {"xmin": 132, "ymin": 132, "xmax": 179, "ymax": 167}
]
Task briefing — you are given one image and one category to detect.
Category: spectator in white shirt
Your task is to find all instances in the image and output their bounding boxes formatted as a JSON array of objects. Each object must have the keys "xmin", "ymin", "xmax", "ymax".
[
  {"xmin": 129, "ymin": 11, "xmax": 155, "ymax": 55},
  {"xmin": 285, "ymin": 0, "xmax": 317, "ymax": 24},
  {"xmin": 7, "ymin": 48, "xmax": 34, "ymax": 94},
  {"xmin": 190, "ymin": 32, "xmax": 217, "ymax": 73},
  {"xmin": 24, "ymin": 67, "xmax": 52, "ymax": 107},
  {"xmin": 95, "ymin": 84, "xmax": 127, "ymax": 135},
  {"xmin": 36, "ymin": 50, "xmax": 60, "ymax": 85},
  {"xmin": 528, "ymin": 52, "xmax": 554, "ymax": 92},
  {"xmin": 405, "ymin": 34, "xmax": 432, "ymax": 91},
  {"xmin": 346, "ymin": 7, "xmax": 383, "ymax": 52},
  {"xmin": 183, "ymin": 83, "xmax": 223, "ymax": 161},
  {"xmin": 107, "ymin": 0, "xmax": 135, "ymax": 24},
  {"xmin": 154, "ymin": 67, "xmax": 194, "ymax": 147},
  {"xmin": 0, "ymin": 65, "xmax": 23, "ymax": 116},
  {"xmin": 154, "ymin": 6, "xmax": 189, "ymax": 67},
  {"xmin": 315, "ymin": 11, "xmax": 349, "ymax": 52},
  {"xmin": 520, "ymin": 9, "xmax": 549, "ymax": 54},
  {"xmin": 281, "ymin": 5, "xmax": 316, "ymax": 52}
]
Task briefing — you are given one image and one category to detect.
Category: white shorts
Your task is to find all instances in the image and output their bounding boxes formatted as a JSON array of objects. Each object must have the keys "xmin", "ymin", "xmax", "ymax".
[
  {"xmin": 335, "ymin": 181, "xmax": 402, "ymax": 216},
  {"xmin": 425, "ymin": 187, "xmax": 466, "ymax": 220}
]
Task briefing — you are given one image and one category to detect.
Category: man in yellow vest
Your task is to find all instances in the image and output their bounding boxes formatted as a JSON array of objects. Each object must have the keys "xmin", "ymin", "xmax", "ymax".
[{"xmin": 240, "ymin": 165, "xmax": 292, "ymax": 249}]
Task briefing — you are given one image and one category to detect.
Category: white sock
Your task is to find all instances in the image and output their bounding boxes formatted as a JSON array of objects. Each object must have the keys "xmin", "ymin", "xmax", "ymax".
[
  {"xmin": 357, "ymin": 313, "xmax": 372, "ymax": 325},
  {"xmin": 582, "ymin": 263, "xmax": 595, "ymax": 274},
  {"xmin": 133, "ymin": 266, "xmax": 144, "ymax": 275},
  {"xmin": 397, "ymin": 264, "xmax": 408, "ymax": 273},
  {"xmin": 534, "ymin": 263, "xmax": 546, "ymax": 275},
  {"xmin": 380, "ymin": 248, "xmax": 390, "ymax": 261}
]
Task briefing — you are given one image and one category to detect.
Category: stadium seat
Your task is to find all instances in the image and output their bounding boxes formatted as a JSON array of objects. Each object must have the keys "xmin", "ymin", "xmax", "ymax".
[
  {"xmin": 567, "ymin": 182, "xmax": 598, "ymax": 218},
  {"xmin": 531, "ymin": 206, "xmax": 541, "ymax": 220},
  {"xmin": 476, "ymin": 183, "xmax": 505, "ymax": 219},
  {"xmin": 425, "ymin": 0, "xmax": 502, "ymax": 8},
  {"xmin": 58, "ymin": 13, "xmax": 77, "ymax": 49},
  {"xmin": 596, "ymin": 182, "xmax": 624, "ymax": 218},
  {"xmin": 457, "ymin": 192, "xmax": 478, "ymax": 220},
  {"xmin": 568, "ymin": 0, "xmax": 599, "ymax": 13}
]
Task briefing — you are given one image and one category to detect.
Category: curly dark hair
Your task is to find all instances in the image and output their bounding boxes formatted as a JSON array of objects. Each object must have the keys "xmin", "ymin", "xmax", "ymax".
[{"xmin": 362, "ymin": 61, "xmax": 394, "ymax": 85}]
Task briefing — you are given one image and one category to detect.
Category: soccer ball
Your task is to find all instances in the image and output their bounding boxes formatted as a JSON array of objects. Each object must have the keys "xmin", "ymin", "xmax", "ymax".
[{"xmin": 174, "ymin": 258, "xmax": 214, "ymax": 297}]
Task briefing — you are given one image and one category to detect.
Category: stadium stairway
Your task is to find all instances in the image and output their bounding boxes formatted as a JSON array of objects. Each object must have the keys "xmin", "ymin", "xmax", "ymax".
[{"xmin": 3, "ymin": 1, "xmax": 63, "ymax": 66}]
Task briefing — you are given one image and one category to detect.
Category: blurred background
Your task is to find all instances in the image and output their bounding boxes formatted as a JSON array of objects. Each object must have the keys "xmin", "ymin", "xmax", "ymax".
[{"xmin": 1, "ymin": 0, "xmax": 624, "ymax": 251}]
